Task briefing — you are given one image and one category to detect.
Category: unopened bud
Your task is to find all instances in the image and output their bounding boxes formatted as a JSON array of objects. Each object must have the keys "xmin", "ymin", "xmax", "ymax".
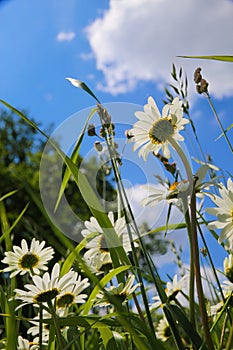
[
  {"xmin": 200, "ymin": 78, "xmax": 209, "ymax": 94},
  {"xmin": 194, "ymin": 67, "xmax": 202, "ymax": 84},
  {"xmin": 100, "ymin": 127, "xmax": 107, "ymax": 138},
  {"xmin": 196, "ymin": 84, "xmax": 202, "ymax": 94},
  {"xmin": 125, "ymin": 129, "xmax": 134, "ymax": 139},
  {"xmin": 94, "ymin": 141, "xmax": 103, "ymax": 152},
  {"xmin": 88, "ymin": 124, "xmax": 97, "ymax": 136}
]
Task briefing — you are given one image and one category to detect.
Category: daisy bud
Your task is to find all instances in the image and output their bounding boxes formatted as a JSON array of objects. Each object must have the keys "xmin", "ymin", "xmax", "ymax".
[
  {"xmin": 200, "ymin": 78, "xmax": 209, "ymax": 94},
  {"xmin": 125, "ymin": 129, "xmax": 134, "ymax": 139},
  {"xmin": 94, "ymin": 141, "xmax": 103, "ymax": 152},
  {"xmin": 88, "ymin": 123, "xmax": 97, "ymax": 137},
  {"xmin": 194, "ymin": 67, "xmax": 202, "ymax": 84}
]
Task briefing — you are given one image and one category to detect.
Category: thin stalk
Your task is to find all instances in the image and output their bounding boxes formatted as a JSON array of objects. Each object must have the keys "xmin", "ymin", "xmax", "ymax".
[
  {"xmin": 39, "ymin": 305, "xmax": 43, "ymax": 349},
  {"xmin": 97, "ymin": 108, "xmax": 156, "ymax": 336},
  {"xmin": 225, "ymin": 318, "xmax": 233, "ymax": 350},
  {"xmin": 168, "ymin": 137, "xmax": 214, "ymax": 349},
  {"xmin": 190, "ymin": 181, "xmax": 214, "ymax": 350},
  {"xmin": 205, "ymin": 93, "xmax": 233, "ymax": 154},
  {"xmin": 47, "ymin": 300, "xmax": 65, "ymax": 349},
  {"xmin": 197, "ymin": 220, "xmax": 227, "ymax": 308},
  {"xmin": 182, "ymin": 196, "xmax": 195, "ymax": 328}
]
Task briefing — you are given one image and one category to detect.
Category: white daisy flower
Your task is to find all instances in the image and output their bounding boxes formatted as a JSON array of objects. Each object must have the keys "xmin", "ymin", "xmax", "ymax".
[
  {"xmin": 95, "ymin": 275, "xmax": 140, "ymax": 307},
  {"xmin": 81, "ymin": 212, "xmax": 135, "ymax": 268},
  {"xmin": 141, "ymin": 180, "xmax": 188, "ymax": 209},
  {"xmin": 206, "ymin": 178, "xmax": 233, "ymax": 244},
  {"xmin": 151, "ymin": 274, "xmax": 188, "ymax": 309},
  {"xmin": 17, "ymin": 336, "xmax": 39, "ymax": 350},
  {"xmin": 14, "ymin": 263, "xmax": 79, "ymax": 307},
  {"xmin": 2, "ymin": 238, "xmax": 54, "ymax": 277},
  {"xmin": 129, "ymin": 97, "xmax": 189, "ymax": 161},
  {"xmin": 141, "ymin": 165, "xmax": 212, "ymax": 210},
  {"xmin": 56, "ymin": 273, "xmax": 89, "ymax": 308},
  {"xmin": 82, "ymin": 253, "xmax": 113, "ymax": 275},
  {"xmin": 156, "ymin": 317, "xmax": 171, "ymax": 342},
  {"xmin": 210, "ymin": 280, "xmax": 233, "ymax": 316}
]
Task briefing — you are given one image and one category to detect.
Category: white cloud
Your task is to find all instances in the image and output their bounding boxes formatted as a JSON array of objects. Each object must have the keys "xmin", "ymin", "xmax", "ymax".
[
  {"xmin": 86, "ymin": 0, "xmax": 233, "ymax": 98},
  {"xmin": 56, "ymin": 31, "xmax": 76, "ymax": 42}
]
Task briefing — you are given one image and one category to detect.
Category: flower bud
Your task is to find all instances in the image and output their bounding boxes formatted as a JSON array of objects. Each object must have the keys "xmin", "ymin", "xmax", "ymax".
[
  {"xmin": 194, "ymin": 67, "xmax": 202, "ymax": 84},
  {"xmin": 88, "ymin": 124, "xmax": 97, "ymax": 137},
  {"xmin": 200, "ymin": 78, "xmax": 209, "ymax": 94},
  {"xmin": 94, "ymin": 141, "xmax": 103, "ymax": 152},
  {"xmin": 125, "ymin": 129, "xmax": 134, "ymax": 139}
]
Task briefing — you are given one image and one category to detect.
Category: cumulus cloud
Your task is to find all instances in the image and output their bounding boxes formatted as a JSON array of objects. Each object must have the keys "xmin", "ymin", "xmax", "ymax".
[
  {"xmin": 56, "ymin": 31, "xmax": 76, "ymax": 42},
  {"xmin": 86, "ymin": 0, "xmax": 233, "ymax": 97}
]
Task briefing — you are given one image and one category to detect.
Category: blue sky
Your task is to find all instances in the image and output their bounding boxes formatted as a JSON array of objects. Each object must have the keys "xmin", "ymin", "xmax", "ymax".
[{"xmin": 1, "ymin": 0, "xmax": 233, "ymax": 273}]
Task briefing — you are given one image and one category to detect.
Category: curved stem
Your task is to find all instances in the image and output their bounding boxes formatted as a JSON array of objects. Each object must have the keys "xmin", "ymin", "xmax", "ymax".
[{"xmin": 167, "ymin": 137, "xmax": 193, "ymax": 187}]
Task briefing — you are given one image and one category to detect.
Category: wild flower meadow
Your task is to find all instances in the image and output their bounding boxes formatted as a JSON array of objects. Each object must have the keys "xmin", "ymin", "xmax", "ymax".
[{"xmin": 0, "ymin": 58, "xmax": 233, "ymax": 349}]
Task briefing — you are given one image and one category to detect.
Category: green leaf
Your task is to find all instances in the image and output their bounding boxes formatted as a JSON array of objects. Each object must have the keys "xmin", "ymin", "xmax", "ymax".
[
  {"xmin": 165, "ymin": 303, "xmax": 205, "ymax": 350},
  {"xmin": 215, "ymin": 123, "xmax": 233, "ymax": 141},
  {"xmin": 99, "ymin": 327, "xmax": 119, "ymax": 350},
  {"xmin": 83, "ymin": 266, "xmax": 131, "ymax": 315},
  {"xmin": 0, "ymin": 190, "xmax": 18, "ymax": 202},
  {"xmin": 54, "ymin": 106, "xmax": 97, "ymax": 212},
  {"xmin": 66, "ymin": 78, "xmax": 101, "ymax": 103},
  {"xmin": 0, "ymin": 202, "xmax": 29, "ymax": 244},
  {"xmin": 178, "ymin": 55, "xmax": 233, "ymax": 62},
  {"xmin": 141, "ymin": 222, "xmax": 186, "ymax": 237},
  {"xmin": 60, "ymin": 232, "xmax": 99, "ymax": 276}
]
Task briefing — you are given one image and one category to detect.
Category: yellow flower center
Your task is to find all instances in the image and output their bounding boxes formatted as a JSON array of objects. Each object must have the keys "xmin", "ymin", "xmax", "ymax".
[
  {"xmin": 99, "ymin": 236, "xmax": 109, "ymax": 253},
  {"xmin": 57, "ymin": 292, "xmax": 75, "ymax": 308},
  {"xmin": 169, "ymin": 181, "xmax": 179, "ymax": 191},
  {"xmin": 34, "ymin": 288, "xmax": 60, "ymax": 303},
  {"xmin": 231, "ymin": 209, "xmax": 233, "ymax": 222},
  {"xmin": 18, "ymin": 253, "xmax": 39, "ymax": 270},
  {"xmin": 149, "ymin": 117, "xmax": 175, "ymax": 144}
]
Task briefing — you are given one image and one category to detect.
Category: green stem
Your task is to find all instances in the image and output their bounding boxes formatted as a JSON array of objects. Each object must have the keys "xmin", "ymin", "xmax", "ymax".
[
  {"xmin": 182, "ymin": 196, "xmax": 195, "ymax": 328},
  {"xmin": 39, "ymin": 305, "xmax": 43, "ymax": 349},
  {"xmin": 190, "ymin": 180, "xmax": 214, "ymax": 350},
  {"xmin": 47, "ymin": 300, "xmax": 65, "ymax": 349},
  {"xmin": 168, "ymin": 137, "xmax": 214, "ymax": 349},
  {"xmin": 205, "ymin": 93, "xmax": 233, "ymax": 154}
]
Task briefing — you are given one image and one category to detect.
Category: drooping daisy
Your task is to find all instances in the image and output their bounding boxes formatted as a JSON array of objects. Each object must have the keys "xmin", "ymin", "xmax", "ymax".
[
  {"xmin": 151, "ymin": 274, "xmax": 188, "ymax": 309},
  {"xmin": 95, "ymin": 275, "xmax": 140, "ymax": 307},
  {"xmin": 129, "ymin": 97, "xmax": 189, "ymax": 161},
  {"xmin": 141, "ymin": 165, "xmax": 212, "ymax": 209},
  {"xmin": 17, "ymin": 336, "xmax": 39, "ymax": 350},
  {"xmin": 2, "ymin": 238, "xmax": 54, "ymax": 277},
  {"xmin": 14, "ymin": 263, "xmax": 79, "ymax": 308},
  {"xmin": 156, "ymin": 317, "xmax": 171, "ymax": 342},
  {"xmin": 206, "ymin": 178, "xmax": 233, "ymax": 244},
  {"xmin": 141, "ymin": 180, "xmax": 188, "ymax": 209},
  {"xmin": 81, "ymin": 212, "xmax": 135, "ymax": 269}
]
